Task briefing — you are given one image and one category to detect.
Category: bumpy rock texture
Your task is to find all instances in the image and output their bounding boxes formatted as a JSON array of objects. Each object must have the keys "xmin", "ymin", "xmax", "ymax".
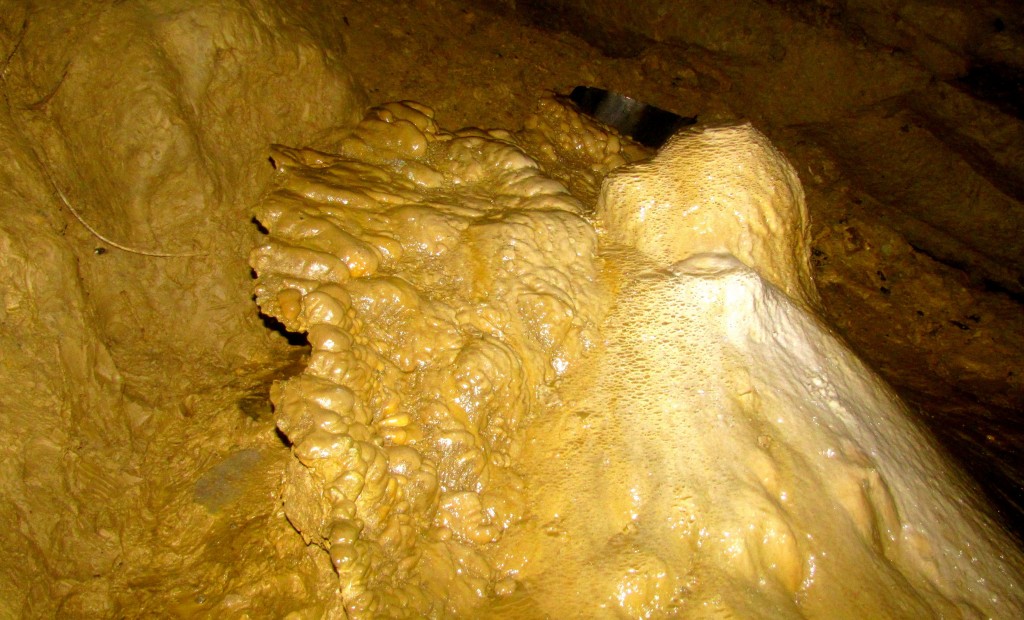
[
  {"xmin": 251, "ymin": 102, "xmax": 606, "ymax": 617},
  {"xmin": 252, "ymin": 106, "xmax": 1023, "ymax": 617},
  {"xmin": 0, "ymin": 0, "xmax": 364, "ymax": 615},
  {"xmin": 10, "ymin": 0, "xmax": 363, "ymax": 386}
]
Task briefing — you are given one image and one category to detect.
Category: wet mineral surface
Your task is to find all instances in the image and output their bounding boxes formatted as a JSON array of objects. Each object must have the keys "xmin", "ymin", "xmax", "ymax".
[{"xmin": 1, "ymin": 0, "xmax": 1023, "ymax": 617}]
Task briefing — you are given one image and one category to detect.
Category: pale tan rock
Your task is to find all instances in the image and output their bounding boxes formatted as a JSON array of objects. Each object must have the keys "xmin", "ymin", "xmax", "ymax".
[{"xmin": 598, "ymin": 123, "xmax": 819, "ymax": 308}]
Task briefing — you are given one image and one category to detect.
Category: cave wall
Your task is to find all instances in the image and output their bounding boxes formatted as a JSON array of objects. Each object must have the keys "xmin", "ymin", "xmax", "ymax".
[
  {"xmin": 0, "ymin": 0, "xmax": 364, "ymax": 613},
  {"xmin": 2, "ymin": 0, "xmax": 365, "ymax": 392}
]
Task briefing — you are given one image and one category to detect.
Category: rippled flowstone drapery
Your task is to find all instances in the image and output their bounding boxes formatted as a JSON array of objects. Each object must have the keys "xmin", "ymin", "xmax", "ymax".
[{"xmin": 251, "ymin": 102, "xmax": 1024, "ymax": 618}]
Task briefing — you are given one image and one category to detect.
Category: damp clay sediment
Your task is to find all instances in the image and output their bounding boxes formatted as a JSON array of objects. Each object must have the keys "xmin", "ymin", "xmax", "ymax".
[{"xmin": 251, "ymin": 101, "xmax": 1024, "ymax": 617}]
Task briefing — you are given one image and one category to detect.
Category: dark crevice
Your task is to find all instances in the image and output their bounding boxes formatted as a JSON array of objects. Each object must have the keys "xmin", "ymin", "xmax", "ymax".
[
  {"xmin": 902, "ymin": 389, "xmax": 1024, "ymax": 547},
  {"xmin": 251, "ymin": 215, "xmax": 269, "ymax": 235},
  {"xmin": 568, "ymin": 86, "xmax": 697, "ymax": 148},
  {"xmin": 473, "ymin": 0, "xmax": 653, "ymax": 58},
  {"xmin": 982, "ymin": 278, "xmax": 1024, "ymax": 303},
  {"xmin": 953, "ymin": 61, "xmax": 1024, "ymax": 121},
  {"xmin": 258, "ymin": 311, "xmax": 310, "ymax": 347},
  {"xmin": 907, "ymin": 240, "xmax": 969, "ymax": 272},
  {"xmin": 905, "ymin": 102, "xmax": 1024, "ymax": 207},
  {"xmin": 907, "ymin": 241, "xmax": 1024, "ymax": 303}
]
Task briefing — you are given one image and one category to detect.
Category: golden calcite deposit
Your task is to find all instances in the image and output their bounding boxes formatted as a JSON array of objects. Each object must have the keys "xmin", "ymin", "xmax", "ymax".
[
  {"xmin": 251, "ymin": 101, "xmax": 606, "ymax": 617},
  {"xmin": 597, "ymin": 123, "xmax": 818, "ymax": 309},
  {"xmin": 252, "ymin": 101, "xmax": 1024, "ymax": 618}
]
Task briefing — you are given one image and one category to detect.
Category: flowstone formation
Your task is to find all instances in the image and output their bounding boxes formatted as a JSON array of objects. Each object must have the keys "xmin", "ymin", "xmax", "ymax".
[
  {"xmin": 251, "ymin": 101, "xmax": 606, "ymax": 617},
  {"xmin": 597, "ymin": 124, "xmax": 817, "ymax": 310},
  {"xmin": 510, "ymin": 257, "xmax": 1023, "ymax": 617},
  {"xmin": 498, "ymin": 125, "xmax": 1024, "ymax": 618},
  {"xmin": 253, "ymin": 104, "xmax": 1024, "ymax": 617}
]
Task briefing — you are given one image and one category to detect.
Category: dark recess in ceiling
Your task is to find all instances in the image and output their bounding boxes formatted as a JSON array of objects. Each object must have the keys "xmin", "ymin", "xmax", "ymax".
[
  {"xmin": 954, "ymin": 61, "xmax": 1024, "ymax": 121},
  {"xmin": 477, "ymin": 0, "xmax": 653, "ymax": 58}
]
